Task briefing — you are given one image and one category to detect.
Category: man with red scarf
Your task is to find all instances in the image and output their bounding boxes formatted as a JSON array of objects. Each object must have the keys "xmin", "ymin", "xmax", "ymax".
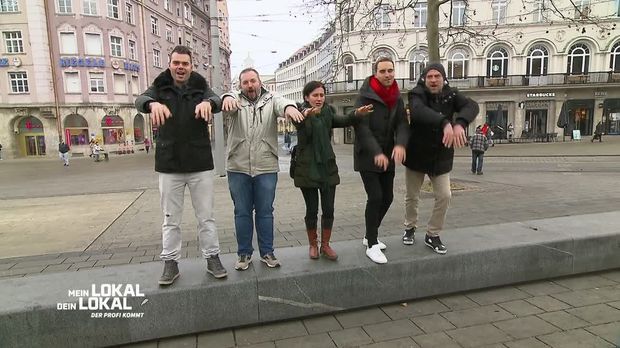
[{"xmin": 353, "ymin": 57, "xmax": 409, "ymax": 264}]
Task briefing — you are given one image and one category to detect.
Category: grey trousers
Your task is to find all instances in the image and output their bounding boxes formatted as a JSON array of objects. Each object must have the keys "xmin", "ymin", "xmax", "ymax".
[
  {"xmin": 404, "ymin": 169, "xmax": 452, "ymax": 237},
  {"xmin": 159, "ymin": 170, "xmax": 220, "ymax": 261}
]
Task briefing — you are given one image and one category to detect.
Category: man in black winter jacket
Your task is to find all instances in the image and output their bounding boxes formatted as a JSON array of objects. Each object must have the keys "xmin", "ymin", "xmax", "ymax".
[
  {"xmin": 135, "ymin": 45, "xmax": 226, "ymax": 285},
  {"xmin": 402, "ymin": 63, "xmax": 478, "ymax": 254}
]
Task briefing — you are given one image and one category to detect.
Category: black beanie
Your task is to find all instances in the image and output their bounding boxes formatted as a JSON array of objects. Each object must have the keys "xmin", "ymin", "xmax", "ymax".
[{"xmin": 422, "ymin": 63, "xmax": 447, "ymax": 81}]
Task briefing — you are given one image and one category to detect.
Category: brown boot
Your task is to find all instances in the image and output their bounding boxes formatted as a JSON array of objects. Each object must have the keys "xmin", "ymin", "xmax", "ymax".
[
  {"xmin": 307, "ymin": 228, "xmax": 319, "ymax": 259},
  {"xmin": 305, "ymin": 218, "xmax": 319, "ymax": 259},
  {"xmin": 320, "ymin": 218, "xmax": 338, "ymax": 260}
]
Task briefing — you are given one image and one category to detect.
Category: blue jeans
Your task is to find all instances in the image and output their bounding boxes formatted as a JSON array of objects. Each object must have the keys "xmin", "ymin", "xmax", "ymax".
[
  {"xmin": 471, "ymin": 150, "xmax": 484, "ymax": 173},
  {"xmin": 227, "ymin": 172, "xmax": 278, "ymax": 257}
]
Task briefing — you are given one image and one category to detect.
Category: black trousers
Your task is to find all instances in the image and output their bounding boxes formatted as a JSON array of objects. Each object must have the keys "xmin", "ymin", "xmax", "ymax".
[
  {"xmin": 300, "ymin": 185, "xmax": 336, "ymax": 228},
  {"xmin": 360, "ymin": 171, "xmax": 395, "ymax": 247}
]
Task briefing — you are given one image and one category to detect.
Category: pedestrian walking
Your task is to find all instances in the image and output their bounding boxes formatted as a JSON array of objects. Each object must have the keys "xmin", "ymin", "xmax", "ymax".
[
  {"xmin": 469, "ymin": 128, "xmax": 489, "ymax": 175},
  {"xmin": 0, "ymin": 143, "xmax": 3, "ymax": 160},
  {"xmin": 353, "ymin": 57, "xmax": 409, "ymax": 264},
  {"xmin": 591, "ymin": 121, "xmax": 604, "ymax": 142},
  {"xmin": 144, "ymin": 138, "xmax": 151, "ymax": 154},
  {"xmin": 221, "ymin": 68, "xmax": 304, "ymax": 270},
  {"xmin": 58, "ymin": 141, "xmax": 70, "ymax": 166},
  {"xmin": 293, "ymin": 81, "xmax": 372, "ymax": 260},
  {"xmin": 403, "ymin": 63, "xmax": 479, "ymax": 254},
  {"xmin": 283, "ymin": 131, "xmax": 291, "ymax": 152},
  {"xmin": 135, "ymin": 45, "xmax": 227, "ymax": 286}
]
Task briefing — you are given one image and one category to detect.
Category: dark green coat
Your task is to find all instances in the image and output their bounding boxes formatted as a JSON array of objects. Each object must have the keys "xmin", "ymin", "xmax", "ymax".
[{"xmin": 292, "ymin": 104, "xmax": 357, "ymax": 188}]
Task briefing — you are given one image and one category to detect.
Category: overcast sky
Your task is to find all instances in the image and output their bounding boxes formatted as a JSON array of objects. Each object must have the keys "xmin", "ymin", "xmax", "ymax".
[{"xmin": 226, "ymin": 0, "xmax": 330, "ymax": 80}]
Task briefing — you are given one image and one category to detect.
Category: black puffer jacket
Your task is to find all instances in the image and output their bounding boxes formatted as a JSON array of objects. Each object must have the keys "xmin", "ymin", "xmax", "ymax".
[
  {"xmin": 405, "ymin": 65, "xmax": 478, "ymax": 176},
  {"xmin": 353, "ymin": 77, "xmax": 409, "ymax": 172},
  {"xmin": 135, "ymin": 70, "xmax": 221, "ymax": 173}
]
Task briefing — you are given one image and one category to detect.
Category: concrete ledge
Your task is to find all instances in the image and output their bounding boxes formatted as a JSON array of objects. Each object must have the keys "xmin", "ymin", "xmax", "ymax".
[{"xmin": 1, "ymin": 212, "xmax": 620, "ymax": 347}]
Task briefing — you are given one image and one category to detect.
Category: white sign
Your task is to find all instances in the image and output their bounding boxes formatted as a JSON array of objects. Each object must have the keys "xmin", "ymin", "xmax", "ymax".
[
  {"xmin": 572, "ymin": 130, "xmax": 581, "ymax": 140},
  {"xmin": 526, "ymin": 92, "xmax": 556, "ymax": 98},
  {"xmin": 57, "ymin": 283, "xmax": 147, "ymax": 319}
]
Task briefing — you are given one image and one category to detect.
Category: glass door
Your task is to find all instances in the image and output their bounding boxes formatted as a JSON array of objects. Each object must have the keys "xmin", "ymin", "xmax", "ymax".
[{"xmin": 25, "ymin": 136, "xmax": 46, "ymax": 156}]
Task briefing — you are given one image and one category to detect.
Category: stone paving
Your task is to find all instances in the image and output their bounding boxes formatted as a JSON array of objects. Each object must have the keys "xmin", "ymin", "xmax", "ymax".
[{"xmin": 118, "ymin": 270, "xmax": 620, "ymax": 348}]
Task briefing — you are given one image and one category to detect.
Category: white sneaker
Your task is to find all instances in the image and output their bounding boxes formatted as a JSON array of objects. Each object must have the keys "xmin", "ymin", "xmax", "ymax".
[
  {"xmin": 366, "ymin": 245, "xmax": 387, "ymax": 264},
  {"xmin": 362, "ymin": 237, "xmax": 386, "ymax": 250}
]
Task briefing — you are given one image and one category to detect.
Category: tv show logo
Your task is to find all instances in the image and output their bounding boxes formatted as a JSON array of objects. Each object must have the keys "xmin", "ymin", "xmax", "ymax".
[{"xmin": 57, "ymin": 283, "xmax": 147, "ymax": 319}]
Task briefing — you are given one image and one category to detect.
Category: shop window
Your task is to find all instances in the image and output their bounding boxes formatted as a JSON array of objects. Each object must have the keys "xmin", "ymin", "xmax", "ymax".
[
  {"xmin": 101, "ymin": 115, "xmax": 125, "ymax": 144},
  {"xmin": 133, "ymin": 114, "xmax": 145, "ymax": 143}
]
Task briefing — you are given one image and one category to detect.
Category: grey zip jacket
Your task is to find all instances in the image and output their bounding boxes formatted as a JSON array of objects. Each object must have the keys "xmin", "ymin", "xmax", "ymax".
[{"xmin": 222, "ymin": 87, "xmax": 296, "ymax": 176}]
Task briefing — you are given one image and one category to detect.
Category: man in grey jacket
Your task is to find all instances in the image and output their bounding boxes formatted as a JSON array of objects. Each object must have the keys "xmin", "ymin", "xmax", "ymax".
[{"xmin": 221, "ymin": 68, "xmax": 304, "ymax": 270}]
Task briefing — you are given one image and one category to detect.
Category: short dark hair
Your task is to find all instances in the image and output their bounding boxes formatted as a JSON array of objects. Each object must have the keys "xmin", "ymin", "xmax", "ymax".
[
  {"xmin": 169, "ymin": 45, "xmax": 192, "ymax": 63},
  {"xmin": 302, "ymin": 81, "xmax": 325, "ymax": 98},
  {"xmin": 373, "ymin": 56, "xmax": 394, "ymax": 74},
  {"xmin": 239, "ymin": 68, "xmax": 260, "ymax": 82}
]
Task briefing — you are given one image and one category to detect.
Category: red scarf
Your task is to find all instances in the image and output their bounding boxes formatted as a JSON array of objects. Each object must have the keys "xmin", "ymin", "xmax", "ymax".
[{"xmin": 369, "ymin": 76, "xmax": 400, "ymax": 110}]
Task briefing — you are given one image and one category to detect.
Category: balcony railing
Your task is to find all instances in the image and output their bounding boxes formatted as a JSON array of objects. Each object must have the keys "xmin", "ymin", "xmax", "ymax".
[{"xmin": 325, "ymin": 71, "xmax": 619, "ymax": 94}]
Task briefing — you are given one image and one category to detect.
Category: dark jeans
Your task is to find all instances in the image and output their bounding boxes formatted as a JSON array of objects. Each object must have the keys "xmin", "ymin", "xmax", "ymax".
[
  {"xmin": 227, "ymin": 171, "xmax": 278, "ymax": 257},
  {"xmin": 359, "ymin": 171, "xmax": 395, "ymax": 247},
  {"xmin": 471, "ymin": 150, "xmax": 484, "ymax": 173},
  {"xmin": 300, "ymin": 186, "xmax": 336, "ymax": 227}
]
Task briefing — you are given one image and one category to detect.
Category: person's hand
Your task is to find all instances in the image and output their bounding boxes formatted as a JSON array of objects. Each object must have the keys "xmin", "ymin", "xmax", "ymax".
[
  {"xmin": 374, "ymin": 153, "xmax": 389, "ymax": 171},
  {"xmin": 442, "ymin": 123, "xmax": 454, "ymax": 148},
  {"xmin": 355, "ymin": 104, "xmax": 374, "ymax": 116},
  {"xmin": 392, "ymin": 145, "xmax": 406, "ymax": 165},
  {"xmin": 285, "ymin": 106, "xmax": 305, "ymax": 123},
  {"xmin": 195, "ymin": 100, "xmax": 213, "ymax": 123},
  {"xmin": 150, "ymin": 102, "xmax": 171, "ymax": 127},
  {"xmin": 452, "ymin": 124, "xmax": 467, "ymax": 148},
  {"xmin": 303, "ymin": 107, "xmax": 321, "ymax": 117},
  {"xmin": 222, "ymin": 96, "xmax": 240, "ymax": 112}
]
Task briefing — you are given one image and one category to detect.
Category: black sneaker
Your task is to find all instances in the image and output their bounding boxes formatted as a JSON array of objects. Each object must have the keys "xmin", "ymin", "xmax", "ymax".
[
  {"xmin": 260, "ymin": 253, "xmax": 281, "ymax": 268},
  {"xmin": 424, "ymin": 234, "xmax": 447, "ymax": 254},
  {"xmin": 158, "ymin": 260, "xmax": 179, "ymax": 286},
  {"xmin": 206, "ymin": 254, "xmax": 228, "ymax": 279},
  {"xmin": 402, "ymin": 227, "xmax": 415, "ymax": 245}
]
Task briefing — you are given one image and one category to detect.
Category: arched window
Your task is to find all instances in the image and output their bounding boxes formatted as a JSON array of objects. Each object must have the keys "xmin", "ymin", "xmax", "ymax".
[
  {"xmin": 526, "ymin": 44, "xmax": 549, "ymax": 76},
  {"xmin": 486, "ymin": 47, "xmax": 508, "ymax": 77},
  {"xmin": 567, "ymin": 43, "xmax": 590, "ymax": 75},
  {"xmin": 371, "ymin": 48, "xmax": 394, "ymax": 62},
  {"xmin": 133, "ymin": 114, "xmax": 145, "ymax": 143},
  {"xmin": 448, "ymin": 48, "xmax": 469, "ymax": 79},
  {"xmin": 409, "ymin": 50, "xmax": 427, "ymax": 81},
  {"xmin": 610, "ymin": 41, "xmax": 620, "ymax": 73},
  {"xmin": 64, "ymin": 114, "xmax": 89, "ymax": 146},
  {"xmin": 101, "ymin": 115, "xmax": 125, "ymax": 145},
  {"xmin": 342, "ymin": 55, "xmax": 354, "ymax": 83}
]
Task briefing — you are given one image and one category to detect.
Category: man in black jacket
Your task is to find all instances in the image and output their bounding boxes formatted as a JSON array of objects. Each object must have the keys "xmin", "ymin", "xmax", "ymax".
[
  {"xmin": 403, "ymin": 63, "xmax": 478, "ymax": 254},
  {"xmin": 354, "ymin": 57, "xmax": 409, "ymax": 264},
  {"xmin": 135, "ymin": 46, "xmax": 226, "ymax": 285}
]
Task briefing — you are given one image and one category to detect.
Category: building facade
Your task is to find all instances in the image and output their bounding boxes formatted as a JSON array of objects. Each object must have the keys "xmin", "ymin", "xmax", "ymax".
[
  {"xmin": 310, "ymin": 0, "xmax": 620, "ymax": 143},
  {"xmin": 0, "ymin": 0, "xmax": 230, "ymax": 159}
]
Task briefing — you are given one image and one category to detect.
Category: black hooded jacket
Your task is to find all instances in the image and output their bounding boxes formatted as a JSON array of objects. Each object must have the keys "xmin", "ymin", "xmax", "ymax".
[
  {"xmin": 135, "ymin": 70, "xmax": 222, "ymax": 173},
  {"xmin": 405, "ymin": 64, "xmax": 479, "ymax": 176}
]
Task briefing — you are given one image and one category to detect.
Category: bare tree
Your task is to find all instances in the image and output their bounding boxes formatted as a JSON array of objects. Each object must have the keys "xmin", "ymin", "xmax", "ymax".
[{"xmin": 303, "ymin": 0, "xmax": 618, "ymax": 77}]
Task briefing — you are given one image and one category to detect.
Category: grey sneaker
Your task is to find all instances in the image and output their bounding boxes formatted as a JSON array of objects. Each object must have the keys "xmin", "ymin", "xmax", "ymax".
[
  {"xmin": 402, "ymin": 227, "xmax": 415, "ymax": 245},
  {"xmin": 260, "ymin": 253, "xmax": 281, "ymax": 268},
  {"xmin": 234, "ymin": 254, "xmax": 252, "ymax": 271},
  {"xmin": 206, "ymin": 254, "xmax": 228, "ymax": 279},
  {"xmin": 158, "ymin": 260, "xmax": 179, "ymax": 286}
]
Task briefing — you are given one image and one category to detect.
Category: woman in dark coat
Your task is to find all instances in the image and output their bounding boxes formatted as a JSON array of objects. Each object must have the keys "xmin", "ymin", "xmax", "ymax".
[{"xmin": 292, "ymin": 81, "xmax": 372, "ymax": 260}]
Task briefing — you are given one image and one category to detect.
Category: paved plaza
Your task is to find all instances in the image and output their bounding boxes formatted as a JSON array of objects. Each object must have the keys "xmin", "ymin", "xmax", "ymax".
[{"xmin": 1, "ymin": 138, "xmax": 619, "ymax": 347}]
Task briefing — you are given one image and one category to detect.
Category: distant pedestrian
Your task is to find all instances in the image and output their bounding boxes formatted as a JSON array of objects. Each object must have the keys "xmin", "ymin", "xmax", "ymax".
[
  {"xmin": 591, "ymin": 121, "xmax": 603, "ymax": 142},
  {"xmin": 144, "ymin": 138, "xmax": 151, "ymax": 154},
  {"xmin": 92, "ymin": 142, "xmax": 102, "ymax": 162},
  {"xmin": 89, "ymin": 137, "xmax": 96, "ymax": 157},
  {"xmin": 58, "ymin": 141, "xmax": 70, "ymax": 166},
  {"xmin": 135, "ymin": 45, "xmax": 227, "ymax": 285},
  {"xmin": 469, "ymin": 128, "xmax": 489, "ymax": 175},
  {"xmin": 0, "ymin": 143, "xmax": 3, "ymax": 160},
  {"xmin": 507, "ymin": 123, "xmax": 514, "ymax": 142},
  {"xmin": 283, "ymin": 131, "xmax": 291, "ymax": 152}
]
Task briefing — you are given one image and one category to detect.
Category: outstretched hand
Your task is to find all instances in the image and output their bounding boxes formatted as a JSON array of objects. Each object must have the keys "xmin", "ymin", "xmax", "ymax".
[{"xmin": 355, "ymin": 104, "xmax": 374, "ymax": 116}]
